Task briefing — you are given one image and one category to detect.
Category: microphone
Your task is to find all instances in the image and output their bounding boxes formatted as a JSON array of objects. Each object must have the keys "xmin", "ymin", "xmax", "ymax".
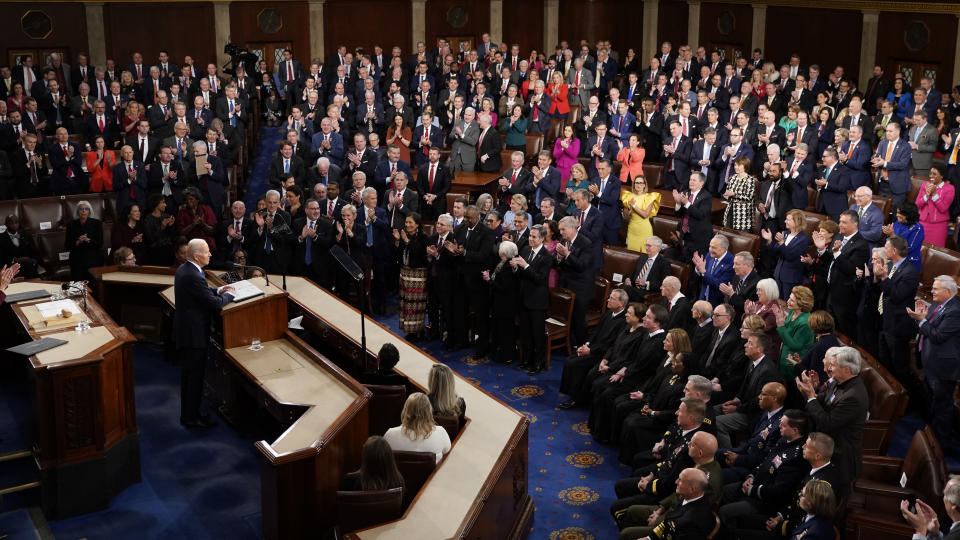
[
  {"xmin": 61, "ymin": 281, "xmax": 89, "ymax": 311},
  {"xmin": 229, "ymin": 262, "xmax": 270, "ymax": 287}
]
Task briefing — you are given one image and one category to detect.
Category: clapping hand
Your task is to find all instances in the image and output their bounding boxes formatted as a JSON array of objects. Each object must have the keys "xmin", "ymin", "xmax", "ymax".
[
  {"xmin": 760, "ymin": 228, "xmax": 773, "ymax": 241},
  {"xmin": 0, "ymin": 263, "xmax": 21, "ymax": 291},
  {"xmin": 907, "ymin": 298, "xmax": 929, "ymax": 321},
  {"xmin": 795, "ymin": 370, "xmax": 818, "ymax": 399},
  {"xmin": 691, "ymin": 251, "xmax": 706, "ymax": 274}
]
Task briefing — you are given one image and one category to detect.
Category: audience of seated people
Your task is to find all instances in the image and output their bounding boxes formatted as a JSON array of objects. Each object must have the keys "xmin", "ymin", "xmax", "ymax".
[{"xmin": 5, "ymin": 38, "xmax": 960, "ymax": 537}]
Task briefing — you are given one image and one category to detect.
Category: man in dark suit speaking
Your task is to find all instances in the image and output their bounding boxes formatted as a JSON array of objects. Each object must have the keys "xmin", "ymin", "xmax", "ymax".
[{"xmin": 174, "ymin": 239, "xmax": 234, "ymax": 428}]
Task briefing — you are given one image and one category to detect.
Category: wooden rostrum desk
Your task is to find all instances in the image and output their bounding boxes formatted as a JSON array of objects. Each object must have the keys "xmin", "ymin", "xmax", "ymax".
[{"xmin": 1, "ymin": 280, "xmax": 140, "ymax": 519}]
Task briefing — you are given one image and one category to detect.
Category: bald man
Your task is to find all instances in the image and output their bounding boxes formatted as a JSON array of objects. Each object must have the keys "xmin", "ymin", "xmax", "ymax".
[
  {"xmin": 174, "ymin": 239, "xmax": 234, "ymax": 428},
  {"xmin": 629, "ymin": 468, "xmax": 715, "ymax": 540},
  {"xmin": 615, "ymin": 433, "xmax": 724, "ymax": 539},
  {"xmin": 717, "ymin": 382, "xmax": 786, "ymax": 483}
]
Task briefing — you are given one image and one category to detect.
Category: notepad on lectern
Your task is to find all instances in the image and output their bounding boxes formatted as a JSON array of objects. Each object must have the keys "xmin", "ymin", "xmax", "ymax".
[{"xmin": 228, "ymin": 280, "xmax": 265, "ymax": 302}]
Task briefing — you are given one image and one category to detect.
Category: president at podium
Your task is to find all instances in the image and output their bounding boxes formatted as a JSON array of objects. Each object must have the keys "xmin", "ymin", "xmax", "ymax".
[{"xmin": 175, "ymin": 239, "xmax": 235, "ymax": 428}]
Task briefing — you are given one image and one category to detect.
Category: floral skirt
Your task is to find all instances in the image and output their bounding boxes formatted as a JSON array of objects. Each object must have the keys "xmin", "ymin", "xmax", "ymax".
[{"xmin": 398, "ymin": 265, "xmax": 428, "ymax": 334}]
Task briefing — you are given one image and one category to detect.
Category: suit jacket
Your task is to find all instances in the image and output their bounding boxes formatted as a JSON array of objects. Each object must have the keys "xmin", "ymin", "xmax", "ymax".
[
  {"xmin": 874, "ymin": 138, "xmax": 912, "ymax": 195},
  {"xmin": 517, "ymin": 245, "xmax": 552, "ymax": 310},
  {"xmin": 582, "ymin": 134, "xmax": 620, "ymax": 178},
  {"xmin": 849, "ymin": 203, "xmax": 883, "ymax": 246},
  {"xmin": 664, "ymin": 135, "xmax": 693, "ymax": 185},
  {"xmin": 826, "ymin": 232, "xmax": 870, "ymax": 308},
  {"xmin": 453, "ymin": 222, "xmax": 495, "ymax": 287},
  {"xmin": 713, "ymin": 143, "xmax": 754, "ymax": 194},
  {"xmin": 835, "ymin": 140, "xmax": 870, "ymax": 191},
  {"xmin": 782, "ymin": 156, "xmax": 813, "ymax": 210},
  {"xmin": 662, "ymin": 295, "xmax": 694, "ymax": 334},
  {"xmin": 373, "ymin": 159, "xmax": 413, "ymax": 196},
  {"xmin": 147, "ymin": 159, "xmax": 185, "ymax": 204},
  {"xmin": 215, "ymin": 96, "xmax": 248, "ymax": 130},
  {"xmin": 688, "ymin": 139, "xmax": 721, "ymax": 189},
  {"xmin": 183, "ymin": 153, "xmax": 228, "ymax": 211},
  {"xmin": 591, "ymin": 174, "xmax": 623, "ymax": 231},
  {"xmin": 698, "ymin": 251, "xmax": 735, "ymax": 305},
  {"xmin": 566, "ymin": 69, "xmax": 595, "ymax": 108},
  {"xmin": 735, "ymin": 356, "xmax": 782, "ymax": 416},
  {"xmin": 908, "ymin": 123, "xmax": 938, "ymax": 171},
  {"xmin": 816, "ymin": 164, "xmax": 854, "ymax": 220},
  {"xmin": 447, "ymin": 120, "xmax": 480, "ymax": 171},
  {"xmin": 310, "ymin": 131, "xmax": 345, "ymax": 164},
  {"xmin": 416, "ymin": 161, "xmax": 452, "ymax": 217},
  {"xmin": 382, "ymin": 188, "xmax": 418, "ymax": 229},
  {"xmin": 187, "ymin": 108, "xmax": 214, "ymax": 140},
  {"xmin": 726, "ymin": 408, "xmax": 785, "ymax": 470},
  {"xmin": 126, "ymin": 135, "xmax": 161, "ymax": 166},
  {"xmin": 623, "ymin": 253, "xmax": 671, "ymax": 301},
  {"xmin": 113, "ymin": 160, "xmax": 149, "ymax": 212},
  {"xmin": 173, "ymin": 261, "xmax": 233, "ymax": 348},
  {"xmin": 475, "ymin": 126, "xmax": 503, "ymax": 172},
  {"xmin": 871, "ymin": 260, "xmax": 920, "ymax": 338},
  {"xmin": 769, "ymin": 232, "xmax": 811, "ymax": 290},
  {"xmin": 758, "ymin": 177, "xmax": 799, "ymax": 232},
  {"xmin": 676, "ymin": 189, "xmax": 714, "ymax": 255},
  {"xmin": 269, "ymin": 155, "xmax": 306, "ymax": 188},
  {"xmin": 49, "ymin": 141, "xmax": 87, "ymax": 195},
  {"xmin": 410, "ymin": 123, "xmax": 443, "ymax": 167},
  {"xmin": 918, "ymin": 297, "xmax": 960, "ymax": 381},
  {"xmin": 805, "ymin": 374, "xmax": 869, "ymax": 480},
  {"xmin": 523, "ymin": 93, "xmax": 552, "ymax": 134},
  {"xmin": 746, "ymin": 437, "xmax": 810, "ymax": 511},
  {"xmin": 727, "ymin": 270, "xmax": 760, "ymax": 321},
  {"xmin": 557, "ymin": 233, "xmax": 594, "ymax": 299},
  {"xmin": 498, "ymin": 166, "xmax": 533, "ymax": 213},
  {"xmin": 575, "ymin": 205, "xmax": 604, "ymax": 269}
]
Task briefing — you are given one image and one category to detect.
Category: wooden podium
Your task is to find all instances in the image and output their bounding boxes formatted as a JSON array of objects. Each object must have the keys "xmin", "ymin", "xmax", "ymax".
[
  {"xmin": 1, "ymin": 280, "xmax": 140, "ymax": 519},
  {"xmin": 160, "ymin": 276, "xmax": 371, "ymax": 539}
]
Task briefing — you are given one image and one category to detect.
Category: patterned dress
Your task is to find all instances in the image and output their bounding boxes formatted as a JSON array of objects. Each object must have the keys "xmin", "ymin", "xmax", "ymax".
[{"xmin": 723, "ymin": 172, "xmax": 756, "ymax": 231}]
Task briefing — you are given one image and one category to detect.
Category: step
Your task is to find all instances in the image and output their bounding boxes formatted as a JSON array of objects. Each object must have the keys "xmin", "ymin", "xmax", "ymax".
[{"xmin": 0, "ymin": 450, "xmax": 32, "ymax": 464}]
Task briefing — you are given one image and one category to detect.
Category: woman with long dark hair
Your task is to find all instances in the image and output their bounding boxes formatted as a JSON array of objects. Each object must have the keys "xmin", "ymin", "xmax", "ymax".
[
  {"xmin": 340, "ymin": 436, "xmax": 405, "ymax": 492},
  {"xmin": 395, "ymin": 213, "xmax": 429, "ymax": 339}
]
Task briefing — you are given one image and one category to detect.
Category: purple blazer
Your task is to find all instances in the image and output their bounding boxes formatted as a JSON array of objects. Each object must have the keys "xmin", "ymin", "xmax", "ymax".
[{"xmin": 552, "ymin": 137, "xmax": 580, "ymax": 181}]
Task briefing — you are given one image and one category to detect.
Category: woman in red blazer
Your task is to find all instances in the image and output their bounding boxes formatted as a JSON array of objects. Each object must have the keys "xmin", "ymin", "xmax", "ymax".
[
  {"xmin": 616, "ymin": 133, "xmax": 645, "ymax": 183},
  {"xmin": 85, "ymin": 135, "xmax": 118, "ymax": 192},
  {"xmin": 547, "ymin": 71, "xmax": 569, "ymax": 118}
]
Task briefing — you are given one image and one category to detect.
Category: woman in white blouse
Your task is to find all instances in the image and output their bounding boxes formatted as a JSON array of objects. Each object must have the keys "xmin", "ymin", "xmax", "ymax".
[{"xmin": 383, "ymin": 393, "xmax": 451, "ymax": 464}]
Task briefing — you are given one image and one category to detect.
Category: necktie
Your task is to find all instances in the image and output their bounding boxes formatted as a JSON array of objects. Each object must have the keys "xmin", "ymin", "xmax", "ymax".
[
  {"xmin": 265, "ymin": 221, "xmax": 273, "ymax": 253},
  {"xmin": 136, "ymin": 65, "xmax": 142, "ymax": 79},
  {"xmin": 233, "ymin": 219, "xmax": 241, "ymax": 248},
  {"xmin": 423, "ymin": 127, "xmax": 431, "ymax": 156},
  {"xmin": 128, "ymin": 164, "xmax": 136, "ymax": 199},
  {"xmin": 578, "ymin": 210, "xmax": 584, "ymax": 226},
  {"xmin": 27, "ymin": 152, "xmax": 37, "ymax": 184},
  {"xmin": 951, "ymin": 138, "xmax": 960, "ymax": 165},
  {"xmin": 98, "ymin": 116, "xmax": 104, "ymax": 131},
  {"xmin": 211, "ymin": 77, "xmax": 217, "ymax": 93},
  {"xmin": 328, "ymin": 200, "xmax": 334, "ymax": 215},
  {"xmin": 63, "ymin": 146, "xmax": 73, "ymax": 178},
  {"xmin": 920, "ymin": 303, "xmax": 946, "ymax": 351},
  {"xmin": 153, "ymin": 81, "xmax": 159, "ymax": 104},
  {"xmin": 288, "ymin": 61, "xmax": 293, "ymax": 82},
  {"xmin": 639, "ymin": 257, "xmax": 653, "ymax": 282},
  {"xmin": 429, "ymin": 164, "xmax": 436, "ymax": 191},
  {"xmin": 882, "ymin": 142, "xmax": 894, "ymax": 179},
  {"xmin": 99, "ymin": 81, "xmax": 106, "ymax": 97},
  {"xmin": 305, "ymin": 221, "xmax": 314, "ymax": 264},
  {"xmin": 682, "ymin": 117, "xmax": 688, "ymax": 136},
  {"xmin": 511, "ymin": 169, "xmax": 518, "ymax": 185},
  {"xmin": 229, "ymin": 100, "xmax": 236, "ymax": 127},
  {"xmin": 284, "ymin": 159, "xmax": 290, "ymax": 173},
  {"xmin": 209, "ymin": 142, "xmax": 215, "ymax": 153},
  {"xmin": 140, "ymin": 137, "xmax": 146, "ymax": 157},
  {"xmin": 706, "ymin": 331, "xmax": 723, "ymax": 367}
]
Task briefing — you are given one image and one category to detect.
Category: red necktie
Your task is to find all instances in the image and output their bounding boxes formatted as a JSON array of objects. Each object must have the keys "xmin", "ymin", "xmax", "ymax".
[
  {"xmin": 578, "ymin": 210, "xmax": 584, "ymax": 226},
  {"xmin": 288, "ymin": 62, "xmax": 293, "ymax": 82},
  {"xmin": 64, "ymin": 146, "xmax": 73, "ymax": 178},
  {"xmin": 136, "ymin": 65, "xmax": 142, "ymax": 79},
  {"xmin": 477, "ymin": 128, "xmax": 485, "ymax": 151},
  {"xmin": 429, "ymin": 164, "xmax": 436, "ymax": 191},
  {"xmin": 423, "ymin": 127, "xmax": 430, "ymax": 155},
  {"xmin": 511, "ymin": 169, "xmax": 518, "ymax": 185},
  {"xmin": 533, "ymin": 100, "xmax": 539, "ymax": 121},
  {"xmin": 128, "ymin": 164, "xmax": 136, "ymax": 198},
  {"xmin": 98, "ymin": 116, "xmax": 104, "ymax": 131},
  {"xmin": 328, "ymin": 200, "xmax": 334, "ymax": 215}
]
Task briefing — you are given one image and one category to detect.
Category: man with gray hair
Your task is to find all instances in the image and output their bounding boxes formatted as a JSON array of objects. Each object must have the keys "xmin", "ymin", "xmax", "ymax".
[
  {"xmin": 693, "ymin": 234, "xmax": 734, "ymax": 306},
  {"xmin": 718, "ymin": 251, "xmax": 759, "ymax": 320},
  {"xmin": 253, "ymin": 189, "xmax": 294, "ymax": 274},
  {"xmin": 185, "ymin": 138, "xmax": 227, "ymax": 211},
  {"xmin": 559, "ymin": 288, "xmax": 628, "ymax": 408},
  {"xmin": 622, "ymin": 235, "xmax": 670, "ymax": 302},
  {"xmin": 446, "ymin": 106, "xmax": 479, "ymax": 171},
  {"xmin": 900, "ymin": 474, "xmax": 960, "ymax": 539},
  {"xmin": 909, "ymin": 275, "xmax": 960, "ymax": 453},
  {"xmin": 796, "ymin": 345, "xmax": 868, "ymax": 484},
  {"xmin": 425, "ymin": 213, "xmax": 457, "ymax": 341}
]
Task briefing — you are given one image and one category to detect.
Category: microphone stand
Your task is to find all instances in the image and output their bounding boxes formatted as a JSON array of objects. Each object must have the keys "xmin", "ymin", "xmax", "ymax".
[
  {"xmin": 329, "ymin": 245, "xmax": 368, "ymax": 370},
  {"xmin": 230, "ymin": 263, "xmax": 269, "ymax": 287}
]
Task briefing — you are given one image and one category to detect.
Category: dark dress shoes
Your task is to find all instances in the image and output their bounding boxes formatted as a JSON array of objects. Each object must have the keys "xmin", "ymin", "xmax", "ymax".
[
  {"xmin": 558, "ymin": 399, "xmax": 578, "ymax": 409},
  {"xmin": 180, "ymin": 413, "xmax": 216, "ymax": 428}
]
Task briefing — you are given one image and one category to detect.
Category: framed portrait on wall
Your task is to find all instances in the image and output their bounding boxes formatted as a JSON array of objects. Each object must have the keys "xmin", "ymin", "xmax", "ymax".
[
  {"xmin": 8, "ymin": 49, "xmax": 37, "ymax": 68},
  {"xmin": 39, "ymin": 48, "xmax": 68, "ymax": 67}
]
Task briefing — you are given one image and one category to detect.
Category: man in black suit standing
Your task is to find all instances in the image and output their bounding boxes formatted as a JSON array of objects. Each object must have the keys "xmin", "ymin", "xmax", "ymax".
[
  {"xmin": 451, "ymin": 205, "xmax": 494, "ymax": 357},
  {"xmin": 673, "ymin": 172, "xmax": 713, "ymax": 262},
  {"xmin": 269, "ymin": 142, "xmax": 306, "ymax": 188},
  {"xmin": 796, "ymin": 346, "xmax": 869, "ymax": 483},
  {"xmin": 174, "ymin": 239, "xmax": 234, "ymax": 428},
  {"xmin": 127, "ymin": 119, "xmax": 160, "ymax": 166},
  {"xmin": 869, "ymin": 236, "xmax": 921, "ymax": 400},
  {"xmin": 717, "ymin": 251, "xmax": 759, "ymax": 321},
  {"xmin": 293, "ymin": 199, "xmax": 336, "ymax": 288},
  {"xmin": 556, "ymin": 215, "xmax": 595, "ymax": 347},
  {"xmin": 219, "ymin": 200, "xmax": 253, "ymax": 261},
  {"xmin": 475, "ymin": 112, "xmax": 502, "ymax": 173},
  {"xmin": 511, "ymin": 224, "xmax": 553, "ymax": 374},
  {"xmin": 620, "ymin": 236, "xmax": 670, "ymax": 303},
  {"xmin": 662, "ymin": 120, "xmax": 692, "ymax": 190},
  {"xmin": 826, "ymin": 210, "xmax": 870, "ymax": 338},
  {"xmin": 497, "ymin": 151, "xmax": 531, "ymax": 214},
  {"xmin": 417, "ymin": 146, "xmax": 451, "ymax": 221}
]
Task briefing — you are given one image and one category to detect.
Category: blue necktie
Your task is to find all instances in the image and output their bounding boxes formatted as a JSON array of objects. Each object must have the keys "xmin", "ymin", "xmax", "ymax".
[
  {"xmin": 284, "ymin": 159, "xmax": 289, "ymax": 174},
  {"xmin": 366, "ymin": 215, "xmax": 373, "ymax": 246},
  {"xmin": 229, "ymin": 100, "xmax": 236, "ymax": 127}
]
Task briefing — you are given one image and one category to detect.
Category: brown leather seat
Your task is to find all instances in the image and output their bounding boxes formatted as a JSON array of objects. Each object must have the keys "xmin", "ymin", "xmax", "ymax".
[
  {"xmin": 363, "ymin": 384, "xmax": 407, "ymax": 437},
  {"xmin": 908, "ymin": 176, "xmax": 927, "ymax": 204},
  {"xmin": 335, "ymin": 487, "xmax": 403, "ymax": 533},
  {"xmin": 918, "ymin": 244, "xmax": 960, "ymax": 301},
  {"xmin": 545, "ymin": 287, "xmax": 576, "ymax": 363},
  {"xmin": 714, "ymin": 226, "xmax": 761, "ymax": 258},
  {"xmin": 805, "ymin": 186, "xmax": 818, "ymax": 213},
  {"xmin": 35, "ymin": 230, "xmax": 70, "ymax": 280},
  {"xmin": 547, "ymin": 118, "xmax": 564, "ymax": 148},
  {"xmin": 568, "ymin": 105, "xmax": 581, "ymax": 125},
  {"xmin": 434, "ymin": 414, "xmax": 461, "ymax": 442},
  {"xmin": 392, "ymin": 450, "xmax": 436, "ymax": 510},
  {"xmin": 642, "ymin": 164, "xmax": 663, "ymax": 190},
  {"xmin": 651, "ymin": 215, "xmax": 681, "ymax": 249},
  {"xmin": 601, "ymin": 245, "xmax": 641, "ymax": 285},
  {"xmin": 20, "ymin": 197, "xmax": 65, "ymax": 232},
  {"xmin": 845, "ymin": 426, "xmax": 947, "ymax": 539},
  {"xmin": 524, "ymin": 134, "xmax": 544, "ymax": 165},
  {"xmin": 421, "ymin": 223, "xmax": 435, "ymax": 237},
  {"xmin": 0, "ymin": 199, "xmax": 21, "ymax": 222},
  {"xmin": 586, "ymin": 276, "xmax": 611, "ymax": 327},
  {"xmin": 802, "ymin": 211, "xmax": 830, "ymax": 236}
]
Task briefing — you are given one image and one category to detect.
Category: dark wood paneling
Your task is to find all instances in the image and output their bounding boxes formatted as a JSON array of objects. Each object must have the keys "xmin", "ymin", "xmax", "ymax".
[
  {"xmin": 763, "ymin": 7, "xmax": 861, "ymax": 82},
  {"xmin": 104, "ymin": 3, "xmax": 215, "ymax": 67},
  {"xmin": 558, "ymin": 0, "xmax": 642, "ymax": 58},
  {"xmin": 877, "ymin": 11, "xmax": 956, "ymax": 91},
  {"xmin": 0, "ymin": 3, "xmax": 88, "ymax": 65},
  {"xmin": 425, "ymin": 0, "xmax": 490, "ymax": 54},
  {"xmin": 324, "ymin": 0, "xmax": 412, "ymax": 57},
  {"xmin": 230, "ymin": 2, "xmax": 310, "ymax": 63},
  {"xmin": 503, "ymin": 0, "xmax": 544, "ymax": 55},
  {"xmin": 658, "ymin": 0, "xmax": 688, "ymax": 49},
  {"xmin": 699, "ymin": 2, "xmax": 752, "ymax": 58}
]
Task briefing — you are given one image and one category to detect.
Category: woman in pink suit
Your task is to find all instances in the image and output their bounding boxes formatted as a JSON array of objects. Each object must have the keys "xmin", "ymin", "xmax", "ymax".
[
  {"xmin": 915, "ymin": 164, "xmax": 955, "ymax": 246},
  {"xmin": 552, "ymin": 124, "xmax": 580, "ymax": 183}
]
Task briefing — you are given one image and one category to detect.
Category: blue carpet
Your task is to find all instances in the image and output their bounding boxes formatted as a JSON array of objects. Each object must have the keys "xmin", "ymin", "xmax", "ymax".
[
  {"xmin": 47, "ymin": 344, "xmax": 264, "ymax": 540},
  {"xmin": 243, "ymin": 126, "xmax": 286, "ymax": 211},
  {"xmin": 0, "ymin": 510, "xmax": 41, "ymax": 540},
  {"xmin": 373, "ymin": 305, "xmax": 627, "ymax": 540}
]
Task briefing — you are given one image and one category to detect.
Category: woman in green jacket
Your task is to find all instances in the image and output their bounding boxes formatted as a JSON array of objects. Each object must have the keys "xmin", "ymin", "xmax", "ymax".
[
  {"xmin": 775, "ymin": 285, "xmax": 815, "ymax": 379},
  {"xmin": 500, "ymin": 104, "xmax": 528, "ymax": 151}
]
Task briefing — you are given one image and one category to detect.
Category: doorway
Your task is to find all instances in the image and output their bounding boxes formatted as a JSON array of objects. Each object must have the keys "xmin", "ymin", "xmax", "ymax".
[{"xmin": 245, "ymin": 42, "xmax": 293, "ymax": 73}]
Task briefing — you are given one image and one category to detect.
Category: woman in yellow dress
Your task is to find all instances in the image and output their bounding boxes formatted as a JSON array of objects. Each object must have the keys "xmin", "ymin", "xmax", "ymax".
[{"xmin": 620, "ymin": 175, "xmax": 660, "ymax": 253}]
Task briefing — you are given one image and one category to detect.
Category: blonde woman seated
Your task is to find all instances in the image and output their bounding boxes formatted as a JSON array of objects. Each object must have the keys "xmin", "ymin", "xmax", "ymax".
[
  {"xmin": 428, "ymin": 363, "xmax": 467, "ymax": 425},
  {"xmin": 383, "ymin": 393, "xmax": 451, "ymax": 464}
]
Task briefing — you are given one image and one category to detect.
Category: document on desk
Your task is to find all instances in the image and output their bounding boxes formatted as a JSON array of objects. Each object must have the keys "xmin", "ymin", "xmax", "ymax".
[
  {"xmin": 226, "ymin": 280, "xmax": 265, "ymax": 303},
  {"xmin": 35, "ymin": 299, "xmax": 81, "ymax": 318}
]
